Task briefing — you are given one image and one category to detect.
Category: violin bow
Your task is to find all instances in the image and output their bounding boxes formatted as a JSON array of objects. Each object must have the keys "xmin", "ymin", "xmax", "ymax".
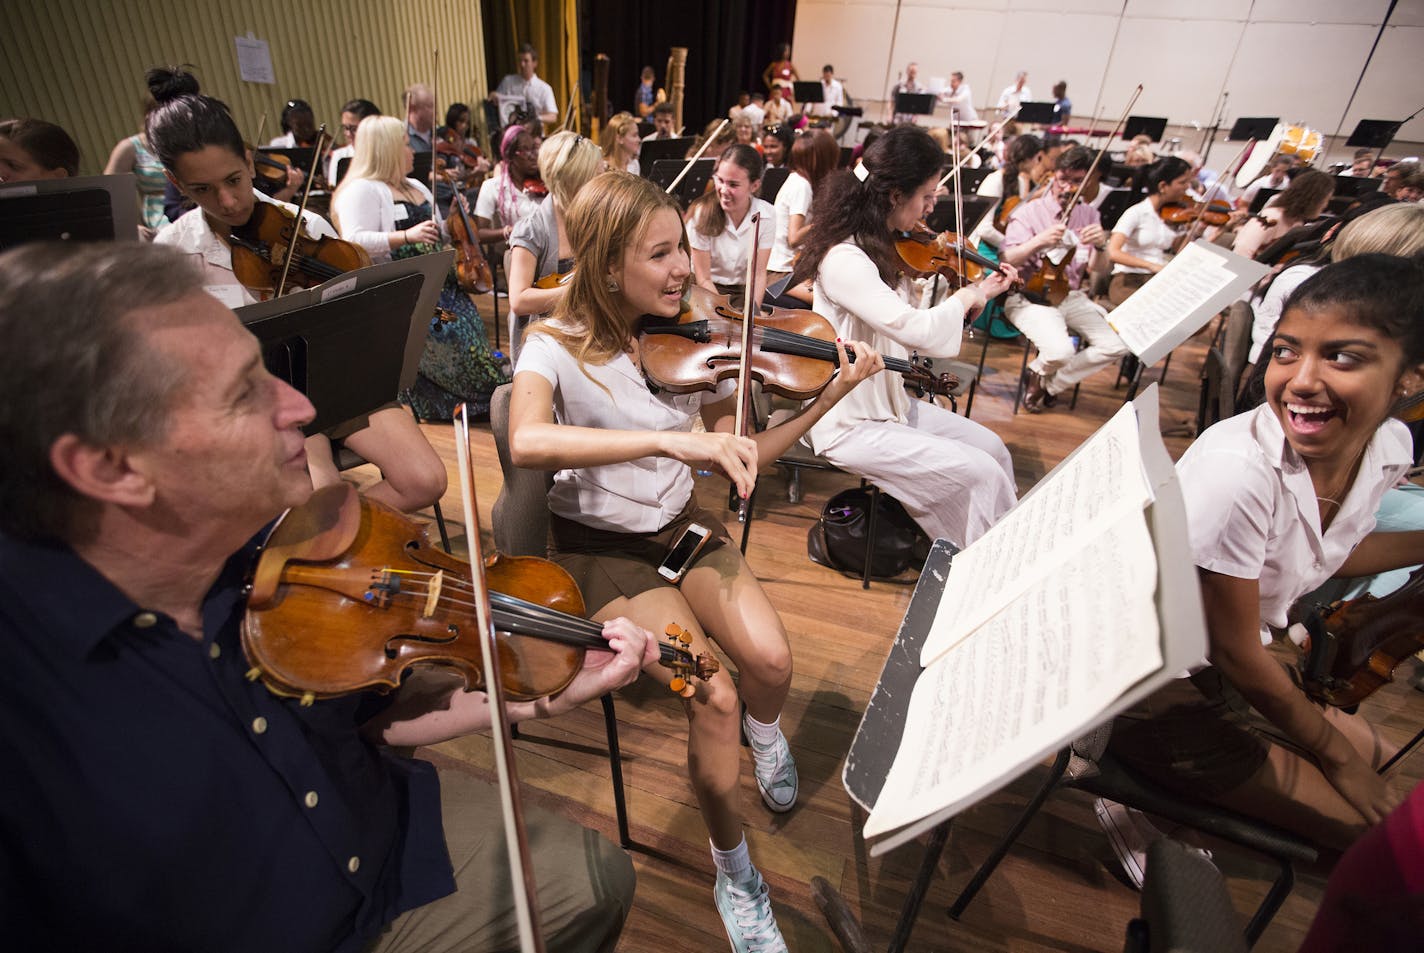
[
  {"xmin": 666, "ymin": 118, "xmax": 729, "ymax": 196},
  {"xmin": 936, "ymin": 105, "xmax": 1018, "ymax": 191},
  {"xmin": 949, "ymin": 116, "xmax": 965, "ymax": 282},
  {"xmin": 1181, "ymin": 138, "xmax": 1253, "ymax": 243},
  {"xmin": 431, "ymin": 48, "xmax": 441, "ymax": 205},
  {"xmin": 274, "ymin": 123, "xmax": 330, "ymax": 298},
  {"xmin": 452, "ymin": 404, "xmax": 547, "ymax": 953},
  {"xmin": 734, "ymin": 211, "xmax": 763, "ymax": 524},
  {"xmin": 1061, "ymin": 94, "xmax": 1133, "ymax": 225}
]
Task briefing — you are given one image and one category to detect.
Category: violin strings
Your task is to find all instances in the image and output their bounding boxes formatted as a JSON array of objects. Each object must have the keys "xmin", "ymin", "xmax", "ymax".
[{"xmin": 379, "ymin": 570, "xmax": 609, "ymax": 645}]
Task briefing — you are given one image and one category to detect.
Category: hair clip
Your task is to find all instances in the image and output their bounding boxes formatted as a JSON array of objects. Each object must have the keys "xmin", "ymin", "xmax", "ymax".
[{"xmin": 853, "ymin": 159, "xmax": 870, "ymax": 182}]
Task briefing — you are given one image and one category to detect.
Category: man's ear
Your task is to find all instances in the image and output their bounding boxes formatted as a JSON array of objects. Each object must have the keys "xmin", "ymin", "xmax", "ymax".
[{"xmin": 48, "ymin": 434, "xmax": 157, "ymax": 508}]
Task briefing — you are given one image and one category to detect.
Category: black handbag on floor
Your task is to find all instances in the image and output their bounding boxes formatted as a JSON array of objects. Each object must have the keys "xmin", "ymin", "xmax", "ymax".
[{"xmin": 807, "ymin": 486, "xmax": 928, "ymax": 579}]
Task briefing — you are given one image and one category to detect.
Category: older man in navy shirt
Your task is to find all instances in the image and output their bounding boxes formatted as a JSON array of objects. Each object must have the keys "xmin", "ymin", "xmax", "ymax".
[{"xmin": 0, "ymin": 242, "xmax": 652, "ymax": 951}]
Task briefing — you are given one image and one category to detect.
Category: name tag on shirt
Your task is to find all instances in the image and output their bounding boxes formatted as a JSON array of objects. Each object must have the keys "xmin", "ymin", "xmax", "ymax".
[
  {"xmin": 392, "ymin": 205, "xmax": 409, "ymax": 222},
  {"xmin": 204, "ymin": 284, "xmax": 249, "ymax": 309}
]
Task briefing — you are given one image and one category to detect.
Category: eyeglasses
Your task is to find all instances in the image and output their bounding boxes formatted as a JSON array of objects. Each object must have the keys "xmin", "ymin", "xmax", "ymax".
[
  {"xmin": 341, "ymin": 124, "xmax": 360, "ymax": 134},
  {"xmin": 1054, "ymin": 173, "xmax": 1087, "ymax": 187}
]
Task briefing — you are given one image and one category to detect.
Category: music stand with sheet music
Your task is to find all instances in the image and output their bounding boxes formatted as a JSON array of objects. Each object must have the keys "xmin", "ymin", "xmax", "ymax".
[
  {"xmin": 237, "ymin": 253, "xmax": 451, "ymax": 436},
  {"xmin": 814, "ymin": 390, "xmax": 1205, "ymax": 952},
  {"xmin": 637, "ymin": 136, "xmax": 695, "ymax": 178},
  {"xmin": 649, "ymin": 158, "xmax": 714, "ymax": 208},
  {"xmin": 1014, "ymin": 101, "xmax": 1057, "ymax": 125},
  {"xmin": 1345, "ymin": 117, "xmax": 1409, "ymax": 175},
  {"xmin": 0, "ymin": 174, "xmax": 139, "ymax": 251},
  {"xmin": 892, "ymin": 92, "xmax": 935, "ymax": 119},
  {"xmin": 1228, "ymin": 117, "xmax": 1279, "ymax": 141},
  {"xmin": 1122, "ymin": 115, "xmax": 1167, "ymax": 143}
]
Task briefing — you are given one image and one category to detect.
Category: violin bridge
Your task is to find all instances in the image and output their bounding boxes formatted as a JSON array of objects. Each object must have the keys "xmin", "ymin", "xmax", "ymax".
[{"xmin": 423, "ymin": 570, "xmax": 443, "ymax": 618}]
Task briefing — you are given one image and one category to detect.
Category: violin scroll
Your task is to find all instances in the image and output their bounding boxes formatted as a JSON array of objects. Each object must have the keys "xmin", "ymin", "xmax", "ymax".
[{"xmin": 664, "ymin": 624, "xmax": 720, "ymax": 697}]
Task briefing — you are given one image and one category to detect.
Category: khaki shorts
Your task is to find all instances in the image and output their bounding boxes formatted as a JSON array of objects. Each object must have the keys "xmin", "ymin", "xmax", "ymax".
[
  {"xmin": 1108, "ymin": 666, "xmax": 1306, "ymax": 797},
  {"xmin": 548, "ymin": 502, "xmax": 732, "ymax": 614}
]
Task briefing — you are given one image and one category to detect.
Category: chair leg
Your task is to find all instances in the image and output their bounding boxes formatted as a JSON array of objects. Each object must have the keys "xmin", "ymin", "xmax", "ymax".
[
  {"xmin": 966, "ymin": 326, "xmax": 992, "ymax": 418},
  {"xmin": 600, "ymin": 693, "xmax": 632, "ymax": 849},
  {"xmin": 786, "ymin": 466, "xmax": 803, "ymax": 504},
  {"xmin": 1159, "ymin": 350, "xmax": 1173, "ymax": 386},
  {"xmin": 948, "ymin": 748, "xmax": 1071, "ymax": 919},
  {"xmin": 861, "ymin": 483, "xmax": 879, "ymax": 589},
  {"xmin": 402, "ymin": 392, "xmax": 453, "ymax": 554},
  {"xmin": 1243, "ymin": 860, "xmax": 1294, "ymax": 948},
  {"xmin": 1013, "ymin": 340, "xmax": 1033, "ymax": 415}
]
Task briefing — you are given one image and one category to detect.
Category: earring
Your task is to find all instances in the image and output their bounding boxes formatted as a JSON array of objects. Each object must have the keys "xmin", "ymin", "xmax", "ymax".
[{"xmin": 606, "ymin": 278, "xmax": 620, "ymax": 292}]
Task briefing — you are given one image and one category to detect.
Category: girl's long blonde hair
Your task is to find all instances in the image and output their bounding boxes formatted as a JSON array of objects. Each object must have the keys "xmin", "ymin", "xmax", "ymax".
[{"xmin": 530, "ymin": 171, "xmax": 686, "ymax": 374}]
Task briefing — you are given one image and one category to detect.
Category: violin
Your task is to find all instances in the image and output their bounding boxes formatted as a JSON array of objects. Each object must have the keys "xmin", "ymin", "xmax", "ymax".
[
  {"xmin": 446, "ymin": 188, "xmax": 494, "ymax": 295},
  {"xmin": 1160, "ymin": 200, "xmax": 1231, "ymax": 227},
  {"xmin": 534, "ymin": 268, "xmax": 575, "ymax": 291},
  {"xmin": 437, "ymin": 127, "xmax": 485, "ymax": 170},
  {"xmin": 895, "ymin": 221, "xmax": 1011, "ymax": 290},
  {"xmin": 522, "ymin": 175, "xmax": 549, "ymax": 198},
  {"xmin": 1296, "ymin": 565, "xmax": 1424, "ymax": 709},
  {"xmin": 639, "ymin": 283, "xmax": 958, "ymax": 400},
  {"xmin": 253, "ymin": 149, "xmax": 293, "ymax": 190},
  {"xmin": 242, "ymin": 483, "xmax": 720, "ymax": 703},
  {"xmin": 228, "ymin": 201, "xmax": 372, "ymax": 299}
]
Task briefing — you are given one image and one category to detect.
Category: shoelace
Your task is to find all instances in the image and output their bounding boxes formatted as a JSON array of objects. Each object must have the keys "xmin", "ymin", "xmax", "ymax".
[
  {"xmin": 752, "ymin": 739, "xmax": 789, "ymax": 782},
  {"xmin": 725, "ymin": 877, "xmax": 783, "ymax": 950}
]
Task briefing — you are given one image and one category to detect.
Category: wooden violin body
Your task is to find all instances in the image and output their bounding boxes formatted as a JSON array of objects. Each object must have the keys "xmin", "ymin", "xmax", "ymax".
[
  {"xmin": 1160, "ymin": 200, "xmax": 1231, "ymax": 228},
  {"xmin": 1297, "ymin": 565, "xmax": 1424, "ymax": 708},
  {"xmin": 229, "ymin": 202, "xmax": 371, "ymax": 298},
  {"xmin": 446, "ymin": 191, "xmax": 494, "ymax": 295},
  {"xmin": 243, "ymin": 485, "xmax": 718, "ymax": 703},
  {"xmin": 640, "ymin": 284, "xmax": 958, "ymax": 399}
]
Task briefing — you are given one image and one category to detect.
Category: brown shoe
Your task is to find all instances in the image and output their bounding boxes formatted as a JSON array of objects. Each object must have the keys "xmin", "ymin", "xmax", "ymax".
[{"xmin": 1022, "ymin": 369, "xmax": 1049, "ymax": 413}]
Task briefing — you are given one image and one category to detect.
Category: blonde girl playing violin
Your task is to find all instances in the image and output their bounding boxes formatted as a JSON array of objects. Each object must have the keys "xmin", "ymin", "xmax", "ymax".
[{"xmin": 508, "ymin": 170, "xmax": 883, "ymax": 952}]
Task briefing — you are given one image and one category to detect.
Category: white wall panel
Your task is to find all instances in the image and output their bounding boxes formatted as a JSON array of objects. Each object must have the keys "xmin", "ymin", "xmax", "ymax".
[
  {"xmin": 1342, "ymin": 25, "xmax": 1424, "ymax": 141},
  {"xmin": 1123, "ymin": 0, "xmax": 1249, "ymax": 22},
  {"xmin": 1249, "ymin": 0, "xmax": 1393, "ymax": 25},
  {"xmin": 888, "ymin": 8, "xmax": 1006, "ymax": 106},
  {"xmin": 1100, "ymin": 18, "xmax": 1240, "ymax": 125},
  {"xmin": 1222, "ymin": 22, "xmax": 1376, "ymax": 132},
  {"xmin": 985, "ymin": 11, "xmax": 1117, "ymax": 117},
  {"xmin": 1386, "ymin": 0, "xmax": 1424, "ymax": 27}
]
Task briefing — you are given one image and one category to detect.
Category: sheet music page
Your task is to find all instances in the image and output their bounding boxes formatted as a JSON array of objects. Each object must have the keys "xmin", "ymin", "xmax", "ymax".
[
  {"xmin": 1107, "ymin": 240, "xmax": 1269, "ymax": 367},
  {"xmin": 863, "ymin": 509, "xmax": 1162, "ymax": 842},
  {"xmin": 922, "ymin": 403, "xmax": 1151, "ymax": 665}
]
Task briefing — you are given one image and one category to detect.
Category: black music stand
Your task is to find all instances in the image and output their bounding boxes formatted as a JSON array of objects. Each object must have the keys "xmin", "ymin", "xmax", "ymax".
[
  {"xmin": 1123, "ymin": 115, "xmax": 1167, "ymax": 143},
  {"xmin": 793, "ymin": 81, "xmax": 823, "ymax": 106},
  {"xmin": 1015, "ymin": 101, "xmax": 1057, "ymax": 125},
  {"xmin": 940, "ymin": 165, "xmax": 991, "ymax": 194},
  {"xmin": 1227, "ymin": 117, "xmax": 1278, "ymax": 141},
  {"xmin": 1249, "ymin": 186, "xmax": 1280, "ymax": 215},
  {"xmin": 892, "ymin": 92, "xmax": 935, "ymax": 121},
  {"xmin": 926, "ymin": 195, "xmax": 995, "ymax": 235},
  {"xmin": 0, "ymin": 174, "xmax": 139, "ymax": 250},
  {"xmin": 334, "ymin": 156, "xmax": 353, "ymax": 187},
  {"xmin": 237, "ymin": 253, "xmax": 451, "ymax": 435},
  {"xmin": 649, "ymin": 158, "xmax": 714, "ymax": 209},
  {"xmin": 760, "ymin": 167, "xmax": 791, "ymax": 202},
  {"xmin": 638, "ymin": 136, "xmax": 695, "ymax": 178},
  {"xmin": 1345, "ymin": 116, "xmax": 1411, "ymax": 175},
  {"xmin": 1096, "ymin": 188, "xmax": 1140, "ymax": 231}
]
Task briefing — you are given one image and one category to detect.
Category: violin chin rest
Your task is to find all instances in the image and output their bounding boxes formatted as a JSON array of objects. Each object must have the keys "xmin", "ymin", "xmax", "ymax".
[{"xmin": 250, "ymin": 484, "xmax": 363, "ymax": 605}]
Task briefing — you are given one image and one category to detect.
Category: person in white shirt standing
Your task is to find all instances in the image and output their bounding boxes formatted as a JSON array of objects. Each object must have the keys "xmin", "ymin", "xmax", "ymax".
[
  {"xmin": 492, "ymin": 43, "xmax": 558, "ymax": 128},
  {"xmin": 997, "ymin": 71, "xmax": 1032, "ymax": 119},
  {"xmin": 940, "ymin": 71, "xmax": 978, "ymax": 125},
  {"xmin": 810, "ymin": 64, "xmax": 845, "ymax": 119}
]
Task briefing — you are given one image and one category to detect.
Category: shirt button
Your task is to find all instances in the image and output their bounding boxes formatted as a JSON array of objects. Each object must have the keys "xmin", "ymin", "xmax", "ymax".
[
  {"xmin": 251, "ymin": 717, "xmax": 268, "ymax": 735},
  {"xmin": 304, "ymin": 790, "xmax": 319, "ymax": 808},
  {"xmin": 209, "ymin": 643, "xmax": 222, "ymax": 659},
  {"xmin": 347, "ymin": 856, "xmax": 361, "ymax": 874},
  {"xmin": 133, "ymin": 612, "xmax": 158, "ymax": 629}
]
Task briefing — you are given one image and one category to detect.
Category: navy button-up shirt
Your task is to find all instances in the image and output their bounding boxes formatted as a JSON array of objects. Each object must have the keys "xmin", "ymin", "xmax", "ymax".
[{"xmin": 0, "ymin": 531, "xmax": 454, "ymax": 951}]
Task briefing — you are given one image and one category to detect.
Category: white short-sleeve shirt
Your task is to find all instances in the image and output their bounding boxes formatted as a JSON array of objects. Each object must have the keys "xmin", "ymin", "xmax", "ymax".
[
  {"xmin": 515, "ymin": 326, "xmax": 732, "ymax": 533},
  {"xmin": 687, "ymin": 197, "xmax": 775, "ymax": 285},
  {"xmin": 768, "ymin": 172, "xmax": 813, "ymax": 272},
  {"xmin": 1177, "ymin": 403, "xmax": 1412, "ymax": 636},
  {"xmin": 1111, "ymin": 198, "xmax": 1179, "ymax": 274}
]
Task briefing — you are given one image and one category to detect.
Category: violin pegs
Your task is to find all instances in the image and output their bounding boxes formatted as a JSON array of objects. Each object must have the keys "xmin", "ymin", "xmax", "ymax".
[
  {"xmin": 669, "ymin": 675, "xmax": 688, "ymax": 695},
  {"xmin": 664, "ymin": 622, "xmax": 681, "ymax": 638}
]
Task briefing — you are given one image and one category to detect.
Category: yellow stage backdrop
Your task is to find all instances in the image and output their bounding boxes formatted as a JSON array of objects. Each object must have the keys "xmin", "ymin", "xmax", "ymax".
[{"xmin": 1, "ymin": 0, "xmax": 489, "ymax": 177}]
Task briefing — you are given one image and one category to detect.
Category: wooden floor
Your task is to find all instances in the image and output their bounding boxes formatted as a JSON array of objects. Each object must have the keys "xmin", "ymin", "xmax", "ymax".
[{"xmin": 349, "ymin": 300, "xmax": 1424, "ymax": 952}]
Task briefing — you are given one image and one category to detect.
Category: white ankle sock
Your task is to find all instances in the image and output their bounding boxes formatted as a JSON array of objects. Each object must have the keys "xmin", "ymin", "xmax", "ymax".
[
  {"xmin": 744, "ymin": 713, "xmax": 780, "ymax": 747},
  {"xmin": 711, "ymin": 836, "xmax": 753, "ymax": 882}
]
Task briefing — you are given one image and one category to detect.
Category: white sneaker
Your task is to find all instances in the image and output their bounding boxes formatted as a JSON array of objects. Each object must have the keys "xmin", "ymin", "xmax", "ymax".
[
  {"xmin": 714, "ymin": 868, "xmax": 789, "ymax": 953},
  {"xmin": 744, "ymin": 714, "xmax": 798, "ymax": 812},
  {"xmin": 1094, "ymin": 797, "xmax": 1163, "ymax": 890}
]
